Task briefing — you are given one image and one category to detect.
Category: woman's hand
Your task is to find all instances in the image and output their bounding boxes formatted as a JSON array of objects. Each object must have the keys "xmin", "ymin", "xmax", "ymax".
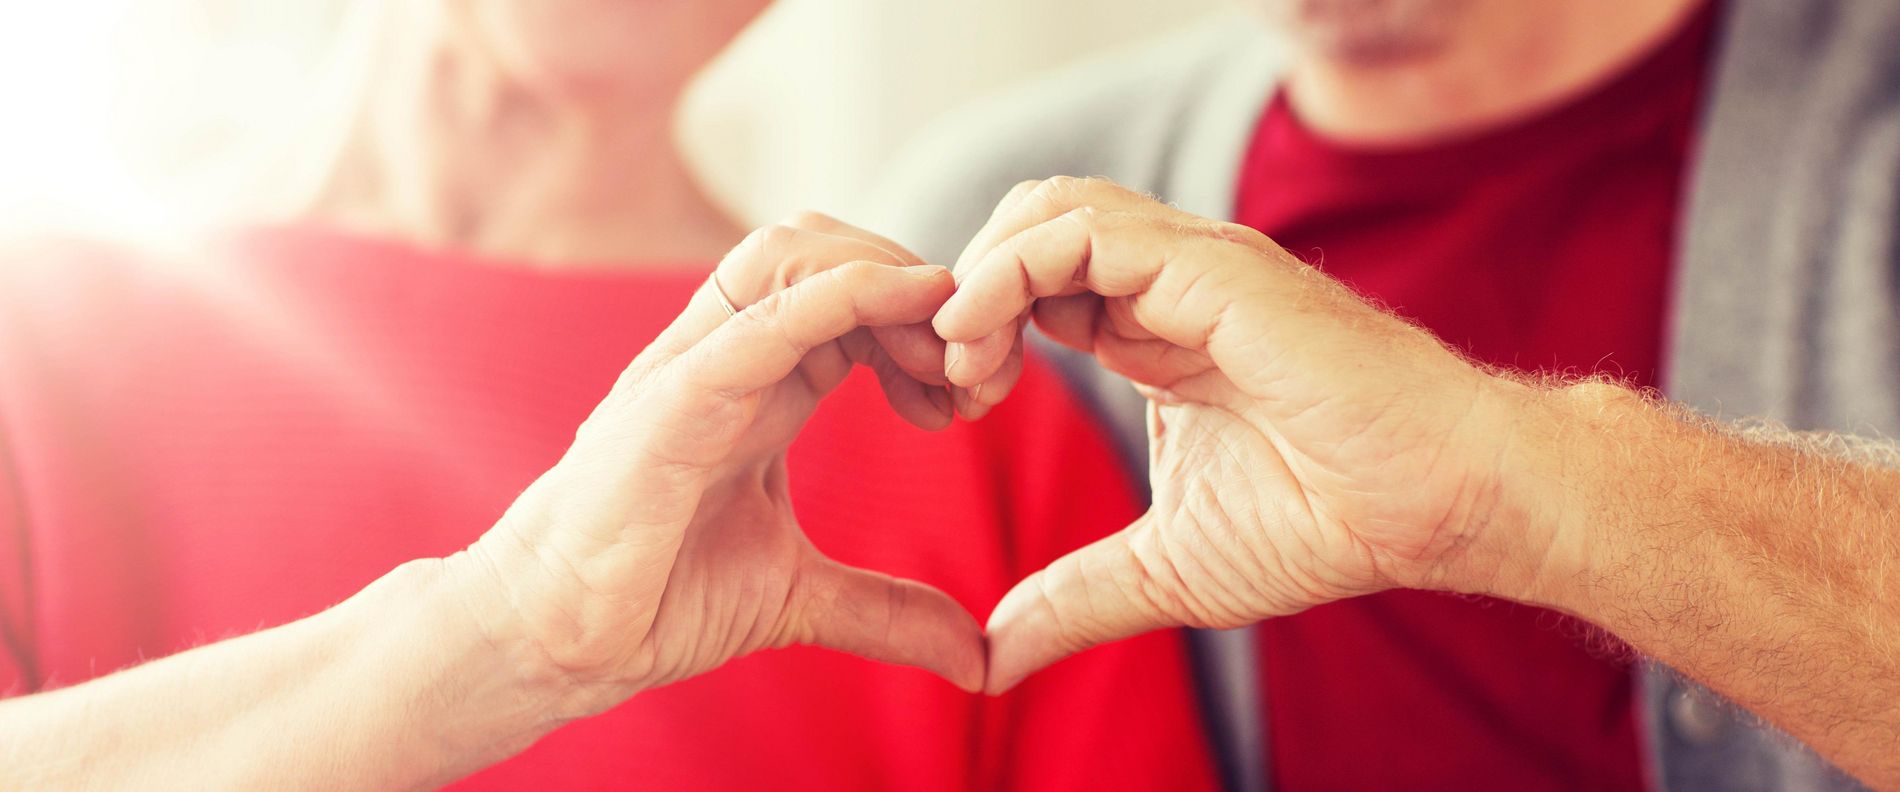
[
  {"xmin": 455, "ymin": 214, "xmax": 985, "ymax": 721},
  {"xmin": 934, "ymin": 178, "xmax": 1555, "ymax": 693},
  {"xmin": 0, "ymin": 217, "xmax": 988, "ymax": 792}
]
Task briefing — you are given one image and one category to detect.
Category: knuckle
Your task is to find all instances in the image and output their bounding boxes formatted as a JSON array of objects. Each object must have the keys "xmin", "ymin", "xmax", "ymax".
[
  {"xmin": 1005, "ymin": 179, "xmax": 1043, "ymax": 201},
  {"xmin": 1059, "ymin": 175, "xmax": 1121, "ymax": 197},
  {"xmin": 1033, "ymin": 178, "xmax": 1079, "ymax": 214},
  {"xmin": 757, "ymin": 223, "xmax": 804, "ymax": 255},
  {"xmin": 1202, "ymin": 220, "xmax": 1272, "ymax": 248},
  {"xmin": 741, "ymin": 292, "xmax": 813, "ymax": 354},
  {"xmin": 778, "ymin": 209, "xmax": 837, "ymax": 230},
  {"xmin": 737, "ymin": 293, "xmax": 790, "ymax": 333},
  {"xmin": 1032, "ymin": 176, "xmax": 1130, "ymax": 218},
  {"xmin": 1037, "ymin": 175, "xmax": 1084, "ymax": 200},
  {"xmin": 756, "ymin": 224, "xmax": 833, "ymax": 288},
  {"xmin": 721, "ymin": 226, "xmax": 783, "ymax": 293},
  {"xmin": 827, "ymin": 258, "xmax": 879, "ymax": 287},
  {"xmin": 733, "ymin": 225, "xmax": 773, "ymax": 259}
]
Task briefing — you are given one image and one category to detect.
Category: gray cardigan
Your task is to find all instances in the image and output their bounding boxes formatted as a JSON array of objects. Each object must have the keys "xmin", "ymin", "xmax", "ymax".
[{"xmin": 868, "ymin": 2, "xmax": 1898, "ymax": 790}]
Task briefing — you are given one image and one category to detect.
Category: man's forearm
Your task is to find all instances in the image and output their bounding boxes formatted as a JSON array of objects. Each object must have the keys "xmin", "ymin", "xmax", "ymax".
[
  {"xmin": 0, "ymin": 557, "xmax": 559, "ymax": 791},
  {"xmin": 1514, "ymin": 381, "xmax": 1900, "ymax": 787}
]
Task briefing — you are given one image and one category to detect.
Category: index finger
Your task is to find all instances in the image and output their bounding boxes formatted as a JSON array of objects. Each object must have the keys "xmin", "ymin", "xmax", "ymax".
[
  {"xmin": 580, "ymin": 263, "xmax": 955, "ymax": 481},
  {"xmin": 935, "ymin": 208, "xmax": 1281, "ymax": 389},
  {"xmin": 646, "ymin": 224, "xmax": 915, "ymax": 365},
  {"xmin": 672, "ymin": 261, "xmax": 955, "ymax": 398},
  {"xmin": 935, "ymin": 178, "xmax": 1201, "ymax": 388},
  {"xmin": 948, "ymin": 176, "xmax": 1190, "ymax": 280},
  {"xmin": 774, "ymin": 212, "xmax": 948, "ymax": 383},
  {"xmin": 778, "ymin": 210, "xmax": 930, "ymax": 269}
]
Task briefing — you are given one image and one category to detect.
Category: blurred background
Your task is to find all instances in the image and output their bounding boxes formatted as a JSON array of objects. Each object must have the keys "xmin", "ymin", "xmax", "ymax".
[{"xmin": 0, "ymin": 0, "xmax": 1224, "ymax": 242}]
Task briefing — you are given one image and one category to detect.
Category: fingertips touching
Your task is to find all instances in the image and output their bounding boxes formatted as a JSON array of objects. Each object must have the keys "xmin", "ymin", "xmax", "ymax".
[
  {"xmin": 959, "ymin": 327, "xmax": 1025, "ymax": 421},
  {"xmin": 933, "ymin": 270, "xmax": 1027, "ymax": 345},
  {"xmin": 865, "ymin": 344, "xmax": 956, "ymax": 430},
  {"xmin": 849, "ymin": 264, "xmax": 956, "ymax": 326},
  {"xmin": 950, "ymin": 179, "xmax": 1045, "ymax": 276},
  {"xmin": 870, "ymin": 323, "xmax": 949, "ymax": 386},
  {"xmin": 949, "ymin": 385, "xmax": 986, "ymax": 422},
  {"xmin": 943, "ymin": 326, "xmax": 1016, "ymax": 389},
  {"xmin": 678, "ymin": 263, "xmax": 952, "ymax": 398}
]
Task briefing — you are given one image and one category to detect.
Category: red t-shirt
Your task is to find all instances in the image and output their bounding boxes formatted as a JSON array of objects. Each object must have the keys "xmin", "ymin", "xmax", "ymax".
[
  {"xmin": 0, "ymin": 228, "xmax": 1219, "ymax": 791},
  {"xmin": 1233, "ymin": 4, "xmax": 1716, "ymax": 789}
]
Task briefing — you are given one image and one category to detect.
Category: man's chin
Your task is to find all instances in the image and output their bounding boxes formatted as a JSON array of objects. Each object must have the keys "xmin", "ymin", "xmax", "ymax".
[{"xmin": 1256, "ymin": 0, "xmax": 1461, "ymax": 66}]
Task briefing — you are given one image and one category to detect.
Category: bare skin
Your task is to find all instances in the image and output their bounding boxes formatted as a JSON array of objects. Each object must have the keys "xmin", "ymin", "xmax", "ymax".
[
  {"xmin": 299, "ymin": 0, "xmax": 764, "ymax": 264},
  {"xmin": 936, "ymin": 176, "xmax": 1900, "ymax": 790},
  {"xmin": 0, "ymin": 219, "xmax": 976, "ymax": 791},
  {"xmin": 0, "ymin": 2, "xmax": 987, "ymax": 788},
  {"xmin": 1265, "ymin": 0, "xmax": 1706, "ymax": 144}
]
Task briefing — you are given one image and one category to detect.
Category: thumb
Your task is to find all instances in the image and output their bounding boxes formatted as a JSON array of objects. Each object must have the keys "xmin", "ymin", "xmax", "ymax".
[
  {"xmin": 790, "ymin": 557, "xmax": 987, "ymax": 693},
  {"xmin": 984, "ymin": 515, "xmax": 1176, "ymax": 694}
]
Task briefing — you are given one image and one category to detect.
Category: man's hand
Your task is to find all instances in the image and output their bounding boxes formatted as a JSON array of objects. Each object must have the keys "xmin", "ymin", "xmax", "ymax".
[
  {"xmin": 456, "ymin": 214, "xmax": 984, "ymax": 721},
  {"xmin": 937, "ymin": 177, "xmax": 1900, "ymax": 789},
  {"xmin": 934, "ymin": 177, "xmax": 1555, "ymax": 692}
]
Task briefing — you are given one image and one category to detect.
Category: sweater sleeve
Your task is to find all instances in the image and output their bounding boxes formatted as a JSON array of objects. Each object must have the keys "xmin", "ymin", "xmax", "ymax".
[{"xmin": 977, "ymin": 354, "xmax": 1221, "ymax": 792}]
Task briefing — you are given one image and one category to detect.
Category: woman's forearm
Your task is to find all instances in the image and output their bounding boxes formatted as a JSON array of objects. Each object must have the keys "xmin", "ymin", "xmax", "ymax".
[
  {"xmin": 0, "ymin": 557, "xmax": 558, "ymax": 791},
  {"xmin": 0, "ymin": 240, "xmax": 978, "ymax": 791}
]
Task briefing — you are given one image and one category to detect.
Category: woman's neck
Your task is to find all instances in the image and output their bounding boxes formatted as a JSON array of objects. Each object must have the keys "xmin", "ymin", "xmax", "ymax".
[
  {"xmin": 452, "ymin": 97, "xmax": 745, "ymax": 265},
  {"xmin": 309, "ymin": 53, "xmax": 743, "ymax": 268}
]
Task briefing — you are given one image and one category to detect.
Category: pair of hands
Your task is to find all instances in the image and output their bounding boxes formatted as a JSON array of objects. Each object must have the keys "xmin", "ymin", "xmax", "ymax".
[{"xmin": 450, "ymin": 177, "xmax": 1568, "ymax": 717}]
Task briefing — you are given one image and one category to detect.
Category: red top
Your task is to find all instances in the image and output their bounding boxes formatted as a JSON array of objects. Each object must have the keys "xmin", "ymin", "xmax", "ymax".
[
  {"xmin": 1233, "ymin": 4, "xmax": 1716, "ymax": 789},
  {"xmin": 0, "ymin": 228, "xmax": 1219, "ymax": 791}
]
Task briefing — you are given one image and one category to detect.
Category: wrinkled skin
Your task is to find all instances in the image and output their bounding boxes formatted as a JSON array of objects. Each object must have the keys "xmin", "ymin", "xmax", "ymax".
[
  {"xmin": 933, "ymin": 177, "xmax": 1536, "ymax": 693},
  {"xmin": 455, "ymin": 214, "xmax": 985, "ymax": 716}
]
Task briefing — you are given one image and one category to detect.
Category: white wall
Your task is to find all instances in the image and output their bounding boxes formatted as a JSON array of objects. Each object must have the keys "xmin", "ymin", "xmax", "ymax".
[
  {"xmin": 0, "ymin": 0, "xmax": 1222, "ymax": 238},
  {"xmin": 0, "ymin": 2, "xmax": 343, "ymax": 237}
]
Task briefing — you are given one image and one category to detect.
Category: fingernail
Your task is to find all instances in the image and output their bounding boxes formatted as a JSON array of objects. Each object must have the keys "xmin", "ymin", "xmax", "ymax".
[
  {"xmin": 945, "ymin": 342, "xmax": 965, "ymax": 380},
  {"xmin": 909, "ymin": 264, "xmax": 951, "ymax": 280},
  {"xmin": 951, "ymin": 386, "xmax": 976, "ymax": 418}
]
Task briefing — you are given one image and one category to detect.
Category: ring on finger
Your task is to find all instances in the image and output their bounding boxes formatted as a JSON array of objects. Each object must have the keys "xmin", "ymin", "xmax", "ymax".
[{"xmin": 706, "ymin": 271, "xmax": 741, "ymax": 317}]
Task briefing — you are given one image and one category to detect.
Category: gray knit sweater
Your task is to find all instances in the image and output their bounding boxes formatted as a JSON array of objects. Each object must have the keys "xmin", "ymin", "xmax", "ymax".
[{"xmin": 869, "ymin": 2, "xmax": 1898, "ymax": 790}]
